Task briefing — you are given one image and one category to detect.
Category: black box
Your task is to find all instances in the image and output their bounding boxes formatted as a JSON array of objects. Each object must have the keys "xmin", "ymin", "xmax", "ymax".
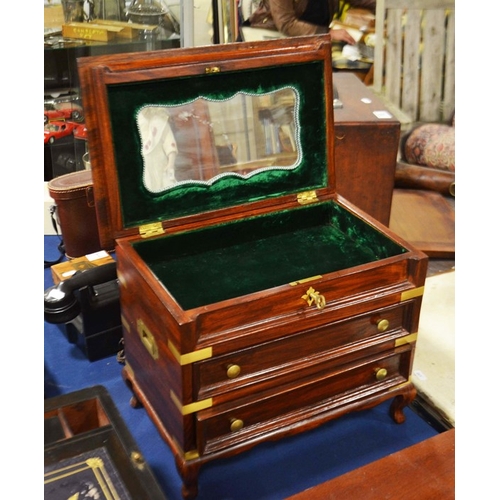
[{"xmin": 44, "ymin": 385, "xmax": 167, "ymax": 500}]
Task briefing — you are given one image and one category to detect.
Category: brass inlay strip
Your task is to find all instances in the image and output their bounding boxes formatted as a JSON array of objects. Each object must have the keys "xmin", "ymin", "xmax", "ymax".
[
  {"xmin": 167, "ymin": 340, "xmax": 213, "ymax": 365},
  {"xmin": 395, "ymin": 332, "xmax": 418, "ymax": 347},
  {"xmin": 289, "ymin": 275, "xmax": 323, "ymax": 286},
  {"xmin": 400, "ymin": 286, "xmax": 425, "ymax": 301},
  {"xmin": 184, "ymin": 450, "xmax": 200, "ymax": 461},
  {"xmin": 170, "ymin": 390, "xmax": 213, "ymax": 415},
  {"xmin": 172, "ymin": 437, "xmax": 200, "ymax": 461},
  {"xmin": 121, "ymin": 315, "xmax": 130, "ymax": 332}
]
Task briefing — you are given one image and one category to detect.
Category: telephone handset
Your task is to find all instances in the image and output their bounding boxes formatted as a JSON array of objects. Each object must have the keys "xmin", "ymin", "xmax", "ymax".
[{"xmin": 44, "ymin": 262, "xmax": 117, "ymax": 324}]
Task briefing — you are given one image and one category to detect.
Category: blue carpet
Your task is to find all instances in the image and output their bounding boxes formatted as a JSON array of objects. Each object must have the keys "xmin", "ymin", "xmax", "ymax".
[{"xmin": 44, "ymin": 235, "xmax": 438, "ymax": 500}]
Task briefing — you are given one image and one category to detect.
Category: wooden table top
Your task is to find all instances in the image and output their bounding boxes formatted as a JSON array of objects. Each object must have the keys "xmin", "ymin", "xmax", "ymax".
[
  {"xmin": 333, "ymin": 73, "xmax": 398, "ymax": 124},
  {"xmin": 287, "ymin": 428, "xmax": 455, "ymax": 500}
]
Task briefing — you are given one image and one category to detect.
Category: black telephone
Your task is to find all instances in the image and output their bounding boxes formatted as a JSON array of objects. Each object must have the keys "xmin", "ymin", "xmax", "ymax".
[
  {"xmin": 44, "ymin": 262, "xmax": 117, "ymax": 324},
  {"xmin": 44, "ymin": 262, "xmax": 122, "ymax": 361}
]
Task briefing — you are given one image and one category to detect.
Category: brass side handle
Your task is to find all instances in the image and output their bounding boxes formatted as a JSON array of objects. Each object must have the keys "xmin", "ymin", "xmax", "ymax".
[
  {"xmin": 230, "ymin": 418, "xmax": 244, "ymax": 432},
  {"xmin": 377, "ymin": 318, "xmax": 390, "ymax": 332},
  {"xmin": 137, "ymin": 319, "xmax": 159, "ymax": 360},
  {"xmin": 226, "ymin": 364, "xmax": 241, "ymax": 379},
  {"xmin": 375, "ymin": 368, "xmax": 388, "ymax": 381},
  {"xmin": 302, "ymin": 286, "xmax": 326, "ymax": 309}
]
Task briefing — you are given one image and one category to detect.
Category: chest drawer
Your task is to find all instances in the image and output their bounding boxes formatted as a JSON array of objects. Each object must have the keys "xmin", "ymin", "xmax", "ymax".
[
  {"xmin": 197, "ymin": 345, "xmax": 413, "ymax": 454},
  {"xmin": 195, "ymin": 302, "xmax": 414, "ymax": 400}
]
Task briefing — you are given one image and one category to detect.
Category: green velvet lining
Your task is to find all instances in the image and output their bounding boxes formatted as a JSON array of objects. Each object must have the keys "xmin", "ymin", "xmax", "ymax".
[
  {"xmin": 132, "ymin": 201, "xmax": 407, "ymax": 310},
  {"xmin": 106, "ymin": 61, "xmax": 328, "ymax": 228}
]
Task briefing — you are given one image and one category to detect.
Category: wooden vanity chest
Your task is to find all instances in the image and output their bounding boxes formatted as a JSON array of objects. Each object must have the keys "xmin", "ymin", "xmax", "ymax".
[{"xmin": 78, "ymin": 36, "xmax": 428, "ymax": 499}]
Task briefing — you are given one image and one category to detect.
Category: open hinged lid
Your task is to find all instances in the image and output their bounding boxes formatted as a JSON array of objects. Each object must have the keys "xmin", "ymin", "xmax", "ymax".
[{"xmin": 77, "ymin": 36, "xmax": 336, "ymax": 249}]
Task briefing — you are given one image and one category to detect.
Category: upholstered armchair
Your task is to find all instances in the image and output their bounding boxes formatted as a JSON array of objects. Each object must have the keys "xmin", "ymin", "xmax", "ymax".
[{"xmin": 395, "ymin": 113, "xmax": 455, "ymax": 197}]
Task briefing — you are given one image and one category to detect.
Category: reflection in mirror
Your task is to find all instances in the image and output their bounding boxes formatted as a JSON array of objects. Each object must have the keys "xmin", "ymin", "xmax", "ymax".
[{"xmin": 136, "ymin": 87, "xmax": 301, "ymax": 193}]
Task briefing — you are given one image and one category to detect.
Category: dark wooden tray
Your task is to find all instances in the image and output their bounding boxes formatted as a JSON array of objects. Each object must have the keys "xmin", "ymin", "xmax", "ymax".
[{"xmin": 44, "ymin": 385, "xmax": 167, "ymax": 500}]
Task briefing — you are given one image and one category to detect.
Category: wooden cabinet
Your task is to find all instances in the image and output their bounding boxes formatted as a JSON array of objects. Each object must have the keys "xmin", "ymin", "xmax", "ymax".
[
  {"xmin": 78, "ymin": 36, "xmax": 427, "ymax": 499},
  {"xmin": 333, "ymin": 73, "xmax": 400, "ymax": 226}
]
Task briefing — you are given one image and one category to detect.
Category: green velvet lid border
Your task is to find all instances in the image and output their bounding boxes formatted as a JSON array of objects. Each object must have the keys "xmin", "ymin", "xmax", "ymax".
[{"xmin": 106, "ymin": 60, "xmax": 329, "ymax": 228}]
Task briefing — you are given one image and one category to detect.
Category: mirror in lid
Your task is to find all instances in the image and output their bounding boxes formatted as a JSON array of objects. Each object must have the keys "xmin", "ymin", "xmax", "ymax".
[{"xmin": 136, "ymin": 87, "xmax": 300, "ymax": 193}]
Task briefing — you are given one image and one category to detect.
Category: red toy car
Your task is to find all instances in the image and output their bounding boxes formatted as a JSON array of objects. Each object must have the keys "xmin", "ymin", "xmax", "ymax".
[
  {"xmin": 44, "ymin": 121, "xmax": 77, "ymax": 144},
  {"xmin": 73, "ymin": 123, "xmax": 88, "ymax": 140},
  {"xmin": 44, "ymin": 102, "xmax": 84, "ymax": 124}
]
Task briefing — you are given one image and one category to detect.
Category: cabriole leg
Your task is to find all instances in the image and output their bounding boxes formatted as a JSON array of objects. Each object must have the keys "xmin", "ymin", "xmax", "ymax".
[{"xmin": 389, "ymin": 384, "xmax": 417, "ymax": 424}]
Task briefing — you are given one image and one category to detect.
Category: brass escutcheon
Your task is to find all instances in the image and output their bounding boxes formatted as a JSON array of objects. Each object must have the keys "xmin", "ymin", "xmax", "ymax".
[{"xmin": 302, "ymin": 286, "xmax": 326, "ymax": 309}]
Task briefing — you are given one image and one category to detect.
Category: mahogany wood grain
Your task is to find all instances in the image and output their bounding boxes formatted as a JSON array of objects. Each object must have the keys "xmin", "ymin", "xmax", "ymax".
[
  {"xmin": 287, "ymin": 428, "xmax": 455, "ymax": 499},
  {"xmin": 79, "ymin": 38, "xmax": 429, "ymax": 499},
  {"xmin": 333, "ymin": 73, "xmax": 400, "ymax": 226}
]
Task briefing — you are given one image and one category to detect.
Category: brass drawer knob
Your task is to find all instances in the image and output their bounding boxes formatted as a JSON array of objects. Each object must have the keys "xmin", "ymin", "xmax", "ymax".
[
  {"xmin": 226, "ymin": 364, "xmax": 241, "ymax": 379},
  {"xmin": 377, "ymin": 318, "xmax": 390, "ymax": 332},
  {"xmin": 375, "ymin": 368, "xmax": 388, "ymax": 381},
  {"xmin": 230, "ymin": 418, "xmax": 244, "ymax": 432}
]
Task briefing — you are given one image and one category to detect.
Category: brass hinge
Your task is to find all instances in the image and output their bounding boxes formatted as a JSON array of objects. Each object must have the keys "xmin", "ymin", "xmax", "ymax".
[
  {"xmin": 139, "ymin": 222, "xmax": 164, "ymax": 238},
  {"xmin": 297, "ymin": 190, "xmax": 318, "ymax": 205}
]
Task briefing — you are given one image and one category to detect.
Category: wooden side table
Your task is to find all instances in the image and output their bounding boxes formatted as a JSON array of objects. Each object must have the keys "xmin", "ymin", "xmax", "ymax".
[
  {"xmin": 333, "ymin": 73, "xmax": 400, "ymax": 226},
  {"xmin": 287, "ymin": 429, "xmax": 455, "ymax": 499}
]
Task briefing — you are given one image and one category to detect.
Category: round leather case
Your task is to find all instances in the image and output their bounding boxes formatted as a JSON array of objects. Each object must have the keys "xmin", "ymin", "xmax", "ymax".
[{"xmin": 48, "ymin": 170, "xmax": 110, "ymax": 259}]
